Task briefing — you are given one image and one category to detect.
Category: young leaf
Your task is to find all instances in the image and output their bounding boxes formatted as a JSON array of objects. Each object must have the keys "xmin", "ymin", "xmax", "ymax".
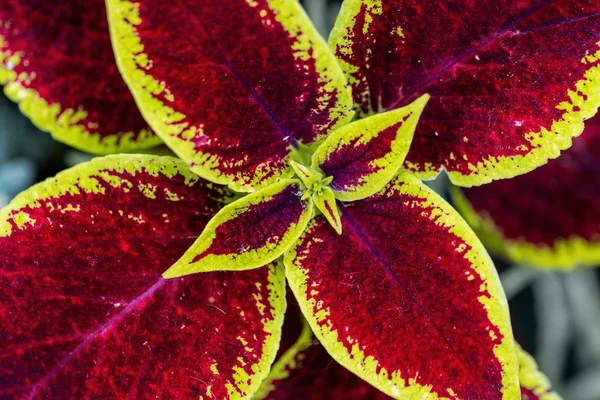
[
  {"xmin": 0, "ymin": 155, "xmax": 286, "ymax": 399},
  {"xmin": 255, "ymin": 298, "xmax": 391, "ymax": 400},
  {"xmin": 452, "ymin": 113, "xmax": 600, "ymax": 270},
  {"xmin": 290, "ymin": 161, "xmax": 321, "ymax": 190},
  {"xmin": 312, "ymin": 187, "xmax": 342, "ymax": 235},
  {"xmin": 285, "ymin": 172, "xmax": 519, "ymax": 399},
  {"xmin": 518, "ymin": 347, "xmax": 562, "ymax": 400},
  {"xmin": 164, "ymin": 179, "xmax": 313, "ymax": 277},
  {"xmin": 0, "ymin": 0, "xmax": 159, "ymax": 154},
  {"xmin": 330, "ymin": 0, "xmax": 600, "ymax": 186},
  {"xmin": 312, "ymin": 94, "xmax": 428, "ymax": 201},
  {"xmin": 106, "ymin": 0, "xmax": 354, "ymax": 192}
]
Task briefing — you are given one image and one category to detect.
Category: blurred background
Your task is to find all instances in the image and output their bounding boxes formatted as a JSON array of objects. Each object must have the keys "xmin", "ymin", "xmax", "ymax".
[{"xmin": 1, "ymin": 0, "xmax": 599, "ymax": 398}]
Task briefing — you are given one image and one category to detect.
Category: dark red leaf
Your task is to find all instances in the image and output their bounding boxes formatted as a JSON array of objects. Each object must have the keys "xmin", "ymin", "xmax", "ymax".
[
  {"xmin": 331, "ymin": 0, "xmax": 600, "ymax": 186},
  {"xmin": 453, "ymin": 113, "xmax": 600, "ymax": 269},
  {"xmin": 0, "ymin": 0, "xmax": 158, "ymax": 153},
  {"xmin": 164, "ymin": 179, "xmax": 313, "ymax": 277},
  {"xmin": 0, "ymin": 155, "xmax": 285, "ymax": 399},
  {"xmin": 285, "ymin": 172, "xmax": 518, "ymax": 399},
  {"xmin": 259, "ymin": 303, "xmax": 560, "ymax": 400},
  {"xmin": 107, "ymin": 0, "xmax": 353, "ymax": 191},
  {"xmin": 312, "ymin": 94, "xmax": 428, "ymax": 201}
]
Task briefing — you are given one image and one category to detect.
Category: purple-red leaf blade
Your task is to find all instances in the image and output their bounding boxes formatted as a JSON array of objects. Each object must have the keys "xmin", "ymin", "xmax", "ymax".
[
  {"xmin": 0, "ymin": 155, "xmax": 285, "ymax": 399},
  {"xmin": 453, "ymin": 113, "xmax": 600, "ymax": 269},
  {"xmin": 164, "ymin": 179, "xmax": 313, "ymax": 277},
  {"xmin": 330, "ymin": 0, "xmax": 600, "ymax": 186},
  {"xmin": 256, "ymin": 298, "xmax": 391, "ymax": 400},
  {"xmin": 107, "ymin": 0, "xmax": 354, "ymax": 191},
  {"xmin": 312, "ymin": 94, "xmax": 429, "ymax": 201}
]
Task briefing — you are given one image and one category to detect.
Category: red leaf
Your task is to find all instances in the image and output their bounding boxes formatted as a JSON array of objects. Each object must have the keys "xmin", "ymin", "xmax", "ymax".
[
  {"xmin": 0, "ymin": 0, "xmax": 159, "ymax": 153},
  {"xmin": 312, "ymin": 94, "xmax": 428, "ymax": 201},
  {"xmin": 107, "ymin": 0, "xmax": 353, "ymax": 191},
  {"xmin": 0, "ymin": 155, "xmax": 286, "ymax": 398},
  {"xmin": 164, "ymin": 179, "xmax": 313, "ymax": 277},
  {"xmin": 285, "ymin": 172, "xmax": 518, "ymax": 399},
  {"xmin": 331, "ymin": 0, "xmax": 600, "ymax": 186},
  {"xmin": 453, "ymin": 113, "xmax": 600, "ymax": 269}
]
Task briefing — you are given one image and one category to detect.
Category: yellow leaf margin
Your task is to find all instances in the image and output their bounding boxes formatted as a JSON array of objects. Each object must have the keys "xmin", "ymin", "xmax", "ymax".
[{"xmin": 518, "ymin": 346, "xmax": 563, "ymax": 400}]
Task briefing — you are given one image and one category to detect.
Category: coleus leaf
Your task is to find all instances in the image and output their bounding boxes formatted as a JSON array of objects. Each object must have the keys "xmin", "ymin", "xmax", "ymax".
[
  {"xmin": 285, "ymin": 172, "xmax": 519, "ymax": 399},
  {"xmin": 106, "ymin": 0, "xmax": 354, "ymax": 192},
  {"xmin": 330, "ymin": 0, "xmax": 600, "ymax": 186},
  {"xmin": 311, "ymin": 186, "xmax": 342, "ymax": 235},
  {"xmin": 0, "ymin": 0, "xmax": 159, "ymax": 154},
  {"xmin": 452, "ymin": 113, "xmax": 600, "ymax": 269},
  {"xmin": 164, "ymin": 179, "xmax": 313, "ymax": 277},
  {"xmin": 312, "ymin": 93, "xmax": 429, "ymax": 201},
  {"xmin": 518, "ymin": 347, "xmax": 562, "ymax": 400},
  {"xmin": 0, "ymin": 155, "xmax": 286, "ymax": 399}
]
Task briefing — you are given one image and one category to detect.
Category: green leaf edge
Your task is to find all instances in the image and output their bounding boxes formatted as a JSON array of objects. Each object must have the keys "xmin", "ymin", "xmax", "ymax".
[
  {"xmin": 232, "ymin": 261, "xmax": 288, "ymax": 399},
  {"xmin": 253, "ymin": 275, "xmax": 314, "ymax": 399},
  {"xmin": 0, "ymin": 28, "xmax": 161, "ymax": 155},
  {"xmin": 517, "ymin": 346, "xmax": 562, "ymax": 400},
  {"xmin": 0, "ymin": 154, "xmax": 213, "ymax": 237}
]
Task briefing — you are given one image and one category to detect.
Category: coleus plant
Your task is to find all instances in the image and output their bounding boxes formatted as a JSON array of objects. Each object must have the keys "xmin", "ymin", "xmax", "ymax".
[{"xmin": 0, "ymin": 0, "xmax": 599, "ymax": 399}]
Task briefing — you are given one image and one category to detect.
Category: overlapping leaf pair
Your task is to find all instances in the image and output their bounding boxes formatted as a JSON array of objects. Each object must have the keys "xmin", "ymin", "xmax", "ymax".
[
  {"xmin": 1, "ymin": 0, "xmax": 599, "ymax": 398},
  {"xmin": 256, "ymin": 300, "xmax": 561, "ymax": 400}
]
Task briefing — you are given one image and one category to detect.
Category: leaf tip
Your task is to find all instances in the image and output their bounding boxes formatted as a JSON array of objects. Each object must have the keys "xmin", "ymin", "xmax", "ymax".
[
  {"xmin": 333, "ymin": 223, "xmax": 343, "ymax": 235},
  {"xmin": 413, "ymin": 93, "xmax": 430, "ymax": 111},
  {"xmin": 162, "ymin": 268, "xmax": 182, "ymax": 279}
]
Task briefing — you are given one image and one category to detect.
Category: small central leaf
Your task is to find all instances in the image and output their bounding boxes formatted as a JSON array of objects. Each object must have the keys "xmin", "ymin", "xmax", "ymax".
[
  {"xmin": 290, "ymin": 160, "xmax": 321, "ymax": 189},
  {"xmin": 312, "ymin": 94, "xmax": 429, "ymax": 202},
  {"xmin": 312, "ymin": 187, "xmax": 342, "ymax": 235},
  {"xmin": 163, "ymin": 179, "xmax": 313, "ymax": 277}
]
